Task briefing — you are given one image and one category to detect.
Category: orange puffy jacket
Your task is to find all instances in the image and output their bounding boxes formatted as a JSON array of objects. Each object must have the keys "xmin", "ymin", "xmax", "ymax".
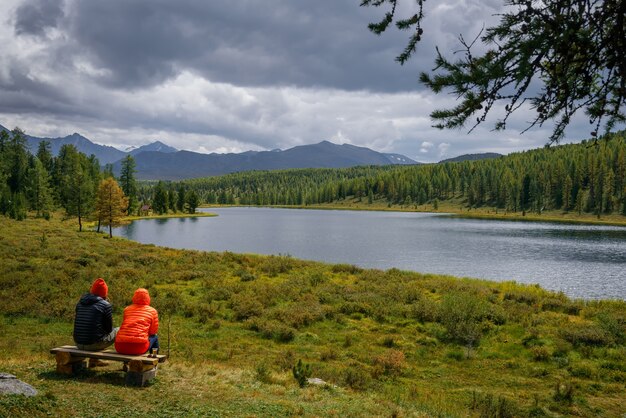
[{"xmin": 114, "ymin": 288, "xmax": 159, "ymax": 355}]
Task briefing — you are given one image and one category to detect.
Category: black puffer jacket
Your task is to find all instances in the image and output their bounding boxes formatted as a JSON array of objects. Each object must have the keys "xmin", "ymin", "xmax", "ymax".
[{"xmin": 73, "ymin": 293, "xmax": 113, "ymax": 345}]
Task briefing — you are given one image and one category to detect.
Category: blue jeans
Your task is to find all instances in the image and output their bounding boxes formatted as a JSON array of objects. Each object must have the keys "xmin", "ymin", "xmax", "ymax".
[{"xmin": 148, "ymin": 334, "xmax": 159, "ymax": 353}]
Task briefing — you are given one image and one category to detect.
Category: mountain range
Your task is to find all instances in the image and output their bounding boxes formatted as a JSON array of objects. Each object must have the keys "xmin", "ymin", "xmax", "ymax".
[
  {"xmin": 439, "ymin": 152, "xmax": 503, "ymax": 163},
  {"xmin": 2, "ymin": 123, "xmax": 503, "ymax": 180},
  {"xmin": 1, "ymin": 124, "xmax": 419, "ymax": 180}
]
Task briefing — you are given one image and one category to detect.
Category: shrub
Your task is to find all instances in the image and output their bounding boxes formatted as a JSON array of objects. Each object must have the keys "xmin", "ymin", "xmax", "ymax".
[
  {"xmin": 320, "ymin": 348, "xmax": 338, "ymax": 362},
  {"xmin": 195, "ymin": 302, "xmax": 218, "ymax": 323},
  {"xmin": 344, "ymin": 366, "xmax": 371, "ymax": 390},
  {"xmin": 308, "ymin": 271, "xmax": 326, "ymax": 287},
  {"xmin": 446, "ymin": 349, "xmax": 465, "ymax": 361},
  {"xmin": 260, "ymin": 254, "xmax": 294, "ymax": 277},
  {"xmin": 255, "ymin": 319, "xmax": 296, "ymax": 343},
  {"xmin": 469, "ymin": 391, "xmax": 518, "ymax": 418},
  {"xmin": 553, "ymin": 380, "xmax": 574, "ymax": 404},
  {"xmin": 372, "ymin": 349, "xmax": 405, "ymax": 377},
  {"xmin": 343, "ymin": 334, "xmax": 354, "ymax": 348},
  {"xmin": 331, "ymin": 264, "xmax": 363, "ymax": 274},
  {"xmin": 272, "ymin": 295, "xmax": 325, "ymax": 328},
  {"xmin": 231, "ymin": 293, "xmax": 264, "ymax": 321},
  {"xmin": 552, "ymin": 356, "xmax": 570, "ymax": 368},
  {"xmin": 275, "ymin": 350, "xmax": 296, "ymax": 371},
  {"xmin": 595, "ymin": 312, "xmax": 625, "ymax": 345},
  {"xmin": 293, "ymin": 359, "xmax": 312, "ymax": 388},
  {"xmin": 410, "ymin": 297, "xmax": 438, "ymax": 322},
  {"xmin": 255, "ymin": 362, "xmax": 272, "ymax": 384},
  {"xmin": 170, "ymin": 270, "xmax": 204, "ymax": 281},
  {"xmin": 206, "ymin": 287, "xmax": 232, "ymax": 301},
  {"xmin": 382, "ymin": 336, "xmax": 395, "ymax": 348},
  {"xmin": 531, "ymin": 346, "xmax": 551, "ymax": 362},
  {"xmin": 564, "ymin": 302, "xmax": 583, "ymax": 316},
  {"xmin": 438, "ymin": 292, "xmax": 489, "ymax": 347},
  {"xmin": 339, "ymin": 301, "xmax": 370, "ymax": 316},
  {"xmin": 561, "ymin": 324, "xmax": 614, "ymax": 346},
  {"xmin": 153, "ymin": 291, "xmax": 184, "ymax": 315},
  {"xmin": 236, "ymin": 269, "xmax": 256, "ymax": 282},
  {"xmin": 503, "ymin": 290, "xmax": 538, "ymax": 306},
  {"xmin": 568, "ymin": 363, "xmax": 595, "ymax": 379},
  {"xmin": 486, "ymin": 304, "xmax": 507, "ymax": 325},
  {"xmin": 552, "ymin": 339, "xmax": 572, "ymax": 357},
  {"xmin": 522, "ymin": 330, "xmax": 545, "ymax": 347}
]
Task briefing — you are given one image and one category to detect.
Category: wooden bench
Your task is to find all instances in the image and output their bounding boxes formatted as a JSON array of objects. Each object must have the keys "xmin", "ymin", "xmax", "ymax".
[{"xmin": 50, "ymin": 345, "xmax": 167, "ymax": 386}]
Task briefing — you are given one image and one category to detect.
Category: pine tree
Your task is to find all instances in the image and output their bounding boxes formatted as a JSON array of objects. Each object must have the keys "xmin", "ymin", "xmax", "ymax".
[
  {"xmin": 177, "ymin": 184, "xmax": 186, "ymax": 212},
  {"xmin": 2, "ymin": 129, "xmax": 31, "ymax": 219},
  {"xmin": 562, "ymin": 175, "xmax": 572, "ymax": 211},
  {"xmin": 58, "ymin": 145, "xmax": 96, "ymax": 231},
  {"xmin": 36, "ymin": 141, "xmax": 53, "ymax": 173},
  {"xmin": 27, "ymin": 157, "xmax": 53, "ymax": 218},
  {"xmin": 363, "ymin": 0, "xmax": 626, "ymax": 142},
  {"xmin": 119, "ymin": 155, "xmax": 138, "ymax": 215},
  {"xmin": 95, "ymin": 178, "xmax": 128, "ymax": 238},
  {"xmin": 186, "ymin": 190, "xmax": 199, "ymax": 214},
  {"xmin": 152, "ymin": 181, "xmax": 169, "ymax": 214},
  {"xmin": 168, "ymin": 189, "xmax": 177, "ymax": 212}
]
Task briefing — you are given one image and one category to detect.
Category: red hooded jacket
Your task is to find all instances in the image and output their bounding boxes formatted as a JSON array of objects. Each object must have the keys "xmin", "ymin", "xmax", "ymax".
[{"xmin": 115, "ymin": 288, "xmax": 159, "ymax": 355}]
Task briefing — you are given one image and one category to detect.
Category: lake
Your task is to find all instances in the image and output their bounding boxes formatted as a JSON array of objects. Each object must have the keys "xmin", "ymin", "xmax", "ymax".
[{"xmin": 113, "ymin": 207, "xmax": 626, "ymax": 300}]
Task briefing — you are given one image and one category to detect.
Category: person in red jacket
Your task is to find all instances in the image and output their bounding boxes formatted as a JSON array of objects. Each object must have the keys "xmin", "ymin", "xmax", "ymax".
[{"xmin": 114, "ymin": 288, "xmax": 159, "ymax": 355}]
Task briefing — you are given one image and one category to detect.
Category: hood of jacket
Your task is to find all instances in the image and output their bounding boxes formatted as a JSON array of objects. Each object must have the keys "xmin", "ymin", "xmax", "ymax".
[
  {"xmin": 132, "ymin": 288, "xmax": 150, "ymax": 306},
  {"xmin": 79, "ymin": 293, "xmax": 103, "ymax": 306}
]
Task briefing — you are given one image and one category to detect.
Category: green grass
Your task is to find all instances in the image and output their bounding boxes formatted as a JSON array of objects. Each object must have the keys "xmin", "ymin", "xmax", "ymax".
[{"xmin": 0, "ymin": 214, "xmax": 624, "ymax": 417}]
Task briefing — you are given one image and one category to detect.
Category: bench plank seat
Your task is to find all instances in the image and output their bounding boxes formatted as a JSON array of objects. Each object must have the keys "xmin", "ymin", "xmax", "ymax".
[
  {"xmin": 50, "ymin": 345, "xmax": 166, "ymax": 364},
  {"xmin": 50, "ymin": 345, "xmax": 166, "ymax": 386}
]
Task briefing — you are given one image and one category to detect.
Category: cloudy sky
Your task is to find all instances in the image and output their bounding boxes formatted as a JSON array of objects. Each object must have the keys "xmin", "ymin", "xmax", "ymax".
[{"xmin": 0, "ymin": 0, "xmax": 593, "ymax": 162}]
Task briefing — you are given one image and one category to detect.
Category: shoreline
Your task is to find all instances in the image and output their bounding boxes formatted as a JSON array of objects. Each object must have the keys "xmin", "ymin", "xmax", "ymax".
[
  {"xmin": 200, "ymin": 203, "xmax": 626, "ymax": 227},
  {"xmin": 123, "ymin": 211, "xmax": 217, "ymax": 222}
]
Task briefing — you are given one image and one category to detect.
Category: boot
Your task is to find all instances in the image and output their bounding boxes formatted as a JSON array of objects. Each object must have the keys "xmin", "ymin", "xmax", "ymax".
[{"xmin": 88, "ymin": 359, "xmax": 109, "ymax": 368}]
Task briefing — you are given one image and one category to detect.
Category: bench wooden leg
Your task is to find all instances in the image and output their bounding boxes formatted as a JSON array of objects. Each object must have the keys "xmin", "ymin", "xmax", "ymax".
[
  {"xmin": 126, "ymin": 360, "xmax": 158, "ymax": 386},
  {"xmin": 55, "ymin": 352, "xmax": 86, "ymax": 375}
]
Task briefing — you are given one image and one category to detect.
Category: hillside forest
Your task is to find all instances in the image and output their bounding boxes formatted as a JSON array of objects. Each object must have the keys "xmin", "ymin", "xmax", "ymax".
[
  {"xmin": 167, "ymin": 133, "xmax": 626, "ymax": 219},
  {"xmin": 0, "ymin": 128, "xmax": 199, "ymax": 226},
  {"xmin": 2, "ymin": 127, "xmax": 625, "ymax": 225}
]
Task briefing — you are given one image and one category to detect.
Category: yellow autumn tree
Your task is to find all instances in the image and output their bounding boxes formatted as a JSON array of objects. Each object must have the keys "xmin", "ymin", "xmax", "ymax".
[{"xmin": 95, "ymin": 177, "xmax": 129, "ymax": 238}]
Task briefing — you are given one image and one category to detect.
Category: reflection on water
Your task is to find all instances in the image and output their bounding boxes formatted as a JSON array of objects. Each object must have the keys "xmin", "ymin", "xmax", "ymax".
[{"xmin": 114, "ymin": 207, "xmax": 626, "ymax": 299}]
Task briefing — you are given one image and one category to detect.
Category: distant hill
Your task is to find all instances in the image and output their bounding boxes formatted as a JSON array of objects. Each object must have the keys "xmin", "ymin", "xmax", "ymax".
[
  {"xmin": 439, "ymin": 152, "xmax": 503, "ymax": 164},
  {"xmin": 129, "ymin": 140, "xmax": 177, "ymax": 156},
  {"xmin": 25, "ymin": 132, "xmax": 127, "ymax": 165},
  {"xmin": 14, "ymin": 128, "xmax": 174, "ymax": 165},
  {"xmin": 383, "ymin": 153, "xmax": 417, "ymax": 165},
  {"xmin": 114, "ymin": 140, "xmax": 420, "ymax": 180},
  {"xmin": 2, "ymin": 123, "xmax": 418, "ymax": 180}
]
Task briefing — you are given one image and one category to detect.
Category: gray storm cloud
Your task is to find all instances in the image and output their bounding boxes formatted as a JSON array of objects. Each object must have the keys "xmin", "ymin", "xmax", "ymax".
[
  {"xmin": 0, "ymin": 0, "xmax": 588, "ymax": 162},
  {"xmin": 14, "ymin": 0, "xmax": 64, "ymax": 37}
]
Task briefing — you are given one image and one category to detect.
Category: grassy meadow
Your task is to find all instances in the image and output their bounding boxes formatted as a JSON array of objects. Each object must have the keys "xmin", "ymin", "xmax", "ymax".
[{"xmin": 0, "ymin": 214, "xmax": 625, "ymax": 417}]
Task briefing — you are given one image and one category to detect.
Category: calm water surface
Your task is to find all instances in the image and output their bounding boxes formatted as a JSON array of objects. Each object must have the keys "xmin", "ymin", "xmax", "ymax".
[{"xmin": 114, "ymin": 207, "xmax": 626, "ymax": 299}]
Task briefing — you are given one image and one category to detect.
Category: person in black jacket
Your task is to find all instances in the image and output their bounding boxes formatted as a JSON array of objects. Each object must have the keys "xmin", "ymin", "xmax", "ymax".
[{"xmin": 73, "ymin": 278, "xmax": 119, "ymax": 353}]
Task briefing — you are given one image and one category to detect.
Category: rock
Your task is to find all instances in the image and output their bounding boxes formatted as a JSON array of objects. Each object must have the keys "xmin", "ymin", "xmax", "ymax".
[
  {"xmin": 0, "ymin": 373, "xmax": 38, "ymax": 397},
  {"xmin": 307, "ymin": 377, "xmax": 329, "ymax": 386}
]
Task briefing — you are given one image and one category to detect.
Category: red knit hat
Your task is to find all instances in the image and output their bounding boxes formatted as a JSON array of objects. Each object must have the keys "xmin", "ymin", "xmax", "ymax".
[{"xmin": 90, "ymin": 278, "xmax": 108, "ymax": 298}]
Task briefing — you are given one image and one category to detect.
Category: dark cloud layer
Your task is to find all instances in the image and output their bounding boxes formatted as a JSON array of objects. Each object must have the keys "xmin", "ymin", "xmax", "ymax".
[
  {"xmin": 14, "ymin": 0, "xmax": 433, "ymax": 92},
  {"xmin": 0, "ymin": 0, "xmax": 589, "ymax": 160},
  {"xmin": 14, "ymin": 0, "xmax": 64, "ymax": 37}
]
